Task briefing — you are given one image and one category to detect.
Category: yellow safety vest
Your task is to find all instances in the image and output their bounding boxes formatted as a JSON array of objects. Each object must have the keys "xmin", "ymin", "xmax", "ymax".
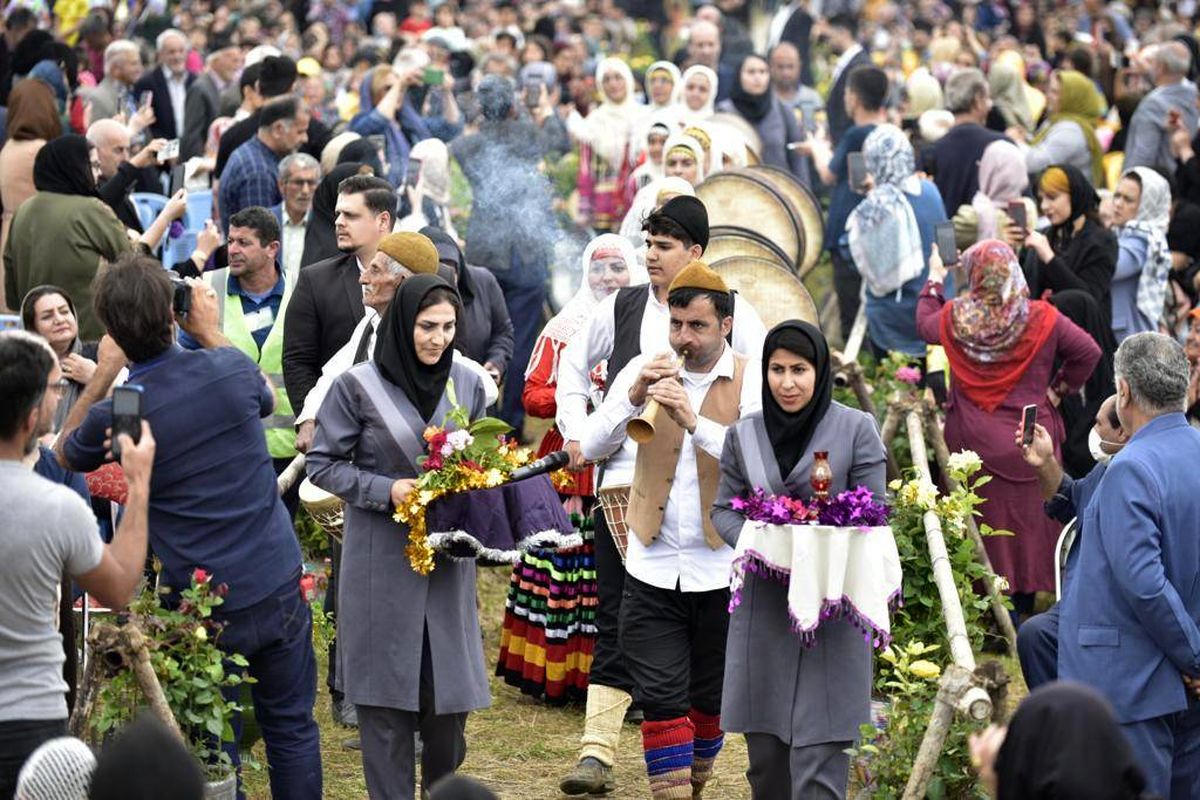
[{"xmin": 205, "ymin": 269, "xmax": 297, "ymax": 458}]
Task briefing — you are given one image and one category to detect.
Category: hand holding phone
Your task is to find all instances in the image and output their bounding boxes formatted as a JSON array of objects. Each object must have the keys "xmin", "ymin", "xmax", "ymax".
[
  {"xmin": 935, "ymin": 220, "xmax": 959, "ymax": 266},
  {"xmin": 110, "ymin": 385, "xmax": 144, "ymax": 461},
  {"xmin": 1007, "ymin": 199, "xmax": 1027, "ymax": 233},
  {"xmin": 157, "ymin": 139, "xmax": 180, "ymax": 163},
  {"xmin": 847, "ymin": 152, "xmax": 868, "ymax": 193},
  {"xmin": 1021, "ymin": 404, "xmax": 1038, "ymax": 447},
  {"xmin": 423, "ymin": 67, "xmax": 445, "ymax": 86}
]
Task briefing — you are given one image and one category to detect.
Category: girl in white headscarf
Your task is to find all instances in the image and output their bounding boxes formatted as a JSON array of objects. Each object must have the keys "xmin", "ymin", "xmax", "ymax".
[
  {"xmin": 395, "ymin": 138, "xmax": 459, "ymax": 240},
  {"xmin": 680, "ymin": 64, "xmax": 718, "ymax": 125},
  {"xmin": 628, "ymin": 113, "xmax": 674, "ymax": 195},
  {"xmin": 499, "ymin": 233, "xmax": 646, "ymax": 705},
  {"xmin": 660, "ymin": 132, "xmax": 707, "ymax": 187},
  {"xmin": 568, "ymin": 57, "xmax": 642, "ymax": 232},
  {"xmin": 1110, "ymin": 166, "xmax": 1173, "ymax": 341},
  {"xmin": 619, "ymin": 175, "xmax": 697, "ymax": 252}
]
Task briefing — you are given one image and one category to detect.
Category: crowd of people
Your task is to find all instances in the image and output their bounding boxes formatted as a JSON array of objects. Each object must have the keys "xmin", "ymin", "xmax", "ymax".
[{"xmin": 3, "ymin": 0, "xmax": 1200, "ymax": 798}]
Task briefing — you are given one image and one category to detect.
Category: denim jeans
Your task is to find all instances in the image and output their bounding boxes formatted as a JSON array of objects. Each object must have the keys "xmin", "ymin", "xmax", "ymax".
[
  {"xmin": 215, "ymin": 573, "xmax": 321, "ymax": 800},
  {"xmin": 0, "ymin": 718, "xmax": 66, "ymax": 800}
]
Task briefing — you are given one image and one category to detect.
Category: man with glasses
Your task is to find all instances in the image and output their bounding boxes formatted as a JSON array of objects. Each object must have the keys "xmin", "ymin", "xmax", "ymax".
[{"xmin": 273, "ymin": 153, "xmax": 321, "ymax": 282}]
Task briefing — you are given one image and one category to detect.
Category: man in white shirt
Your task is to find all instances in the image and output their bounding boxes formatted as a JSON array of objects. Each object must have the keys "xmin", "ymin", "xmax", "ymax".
[
  {"xmin": 557, "ymin": 195, "xmax": 765, "ymax": 797},
  {"xmin": 132, "ymin": 28, "xmax": 193, "ymax": 142},
  {"xmin": 274, "ymin": 153, "xmax": 320, "ymax": 283},
  {"xmin": 580, "ymin": 263, "xmax": 760, "ymax": 800}
]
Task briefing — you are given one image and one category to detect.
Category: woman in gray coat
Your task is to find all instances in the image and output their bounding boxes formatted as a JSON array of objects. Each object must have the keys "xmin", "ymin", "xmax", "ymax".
[
  {"xmin": 307, "ymin": 275, "xmax": 491, "ymax": 800},
  {"xmin": 712, "ymin": 320, "xmax": 887, "ymax": 799}
]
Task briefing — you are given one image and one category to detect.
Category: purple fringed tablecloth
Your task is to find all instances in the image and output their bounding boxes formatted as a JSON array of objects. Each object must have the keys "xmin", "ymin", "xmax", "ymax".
[
  {"xmin": 729, "ymin": 522, "xmax": 903, "ymax": 650},
  {"xmin": 425, "ymin": 473, "xmax": 578, "ymax": 564}
]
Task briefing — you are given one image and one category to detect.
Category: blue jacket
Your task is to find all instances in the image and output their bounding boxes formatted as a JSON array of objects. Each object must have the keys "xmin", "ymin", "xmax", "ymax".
[
  {"xmin": 348, "ymin": 74, "xmax": 433, "ymax": 187},
  {"xmin": 1058, "ymin": 413, "xmax": 1200, "ymax": 723}
]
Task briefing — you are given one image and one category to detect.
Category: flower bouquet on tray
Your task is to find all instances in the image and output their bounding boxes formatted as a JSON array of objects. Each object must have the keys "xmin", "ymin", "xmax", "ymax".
[
  {"xmin": 729, "ymin": 484, "xmax": 901, "ymax": 650},
  {"xmin": 393, "ymin": 380, "xmax": 574, "ymax": 575}
]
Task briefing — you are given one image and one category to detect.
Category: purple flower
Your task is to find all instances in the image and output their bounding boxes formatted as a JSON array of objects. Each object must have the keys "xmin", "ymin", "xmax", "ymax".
[
  {"xmin": 896, "ymin": 366, "xmax": 922, "ymax": 385},
  {"xmin": 168, "ymin": 220, "xmax": 185, "ymax": 240}
]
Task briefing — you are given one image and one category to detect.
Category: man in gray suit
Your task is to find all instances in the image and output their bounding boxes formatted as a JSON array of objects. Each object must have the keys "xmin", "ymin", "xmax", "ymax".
[
  {"xmin": 86, "ymin": 39, "xmax": 142, "ymax": 123},
  {"xmin": 182, "ymin": 35, "xmax": 243, "ymax": 160}
]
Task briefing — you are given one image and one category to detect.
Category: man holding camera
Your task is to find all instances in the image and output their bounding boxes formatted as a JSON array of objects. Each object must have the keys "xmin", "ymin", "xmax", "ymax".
[{"xmin": 56, "ymin": 254, "xmax": 322, "ymax": 799}]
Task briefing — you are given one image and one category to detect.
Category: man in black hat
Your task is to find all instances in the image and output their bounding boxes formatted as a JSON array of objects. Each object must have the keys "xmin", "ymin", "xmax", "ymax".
[{"xmin": 555, "ymin": 195, "xmax": 766, "ymax": 795}]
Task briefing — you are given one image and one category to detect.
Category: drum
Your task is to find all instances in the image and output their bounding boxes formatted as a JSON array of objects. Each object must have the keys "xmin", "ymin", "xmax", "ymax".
[
  {"xmin": 748, "ymin": 165, "xmax": 825, "ymax": 276},
  {"xmin": 299, "ymin": 478, "xmax": 344, "ymax": 543},
  {"xmin": 597, "ymin": 485, "xmax": 631, "ymax": 564},
  {"xmin": 696, "ymin": 169, "xmax": 805, "ymax": 269},
  {"xmin": 712, "ymin": 256, "xmax": 821, "ymax": 330}
]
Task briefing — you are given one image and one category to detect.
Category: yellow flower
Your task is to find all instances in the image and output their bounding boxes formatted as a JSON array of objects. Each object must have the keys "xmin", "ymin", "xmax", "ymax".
[
  {"xmin": 879, "ymin": 646, "xmax": 897, "ymax": 664},
  {"xmin": 418, "ymin": 489, "xmax": 435, "ymax": 505},
  {"xmin": 485, "ymin": 468, "xmax": 504, "ymax": 487},
  {"xmin": 888, "ymin": 479, "xmax": 902, "ymax": 491},
  {"xmin": 908, "ymin": 660, "xmax": 941, "ymax": 681},
  {"xmin": 194, "ymin": 626, "xmax": 208, "ymax": 641}
]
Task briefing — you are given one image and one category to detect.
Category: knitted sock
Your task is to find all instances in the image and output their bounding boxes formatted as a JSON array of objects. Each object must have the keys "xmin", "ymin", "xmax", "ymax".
[
  {"xmin": 641, "ymin": 717, "xmax": 694, "ymax": 800},
  {"xmin": 688, "ymin": 708, "xmax": 723, "ymax": 795},
  {"xmin": 578, "ymin": 684, "xmax": 632, "ymax": 767}
]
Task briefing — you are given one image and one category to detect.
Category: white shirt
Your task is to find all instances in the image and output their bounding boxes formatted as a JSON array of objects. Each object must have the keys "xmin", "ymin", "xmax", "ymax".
[
  {"xmin": 298, "ymin": 310, "xmax": 499, "ymax": 424},
  {"xmin": 581, "ymin": 345, "xmax": 761, "ymax": 592},
  {"xmin": 830, "ymin": 43, "xmax": 864, "ymax": 88},
  {"xmin": 281, "ymin": 208, "xmax": 309, "ymax": 284},
  {"xmin": 556, "ymin": 284, "xmax": 767, "ymax": 441},
  {"xmin": 767, "ymin": 1, "xmax": 802, "ymax": 49},
  {"xmin": 163, "ymin": 66, "xmax": 187, "ymax": 136}
]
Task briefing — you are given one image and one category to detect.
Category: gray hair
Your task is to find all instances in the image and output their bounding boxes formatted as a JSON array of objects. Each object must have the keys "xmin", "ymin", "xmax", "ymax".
[
  {"xmin": 155, "ymin": 28, "xmax": 187, "ymax": 52},
  {"xmin": 1114, "ymin": 332, "xmax": 1189, "ymax": 414},
  {"xmin": 944, "ymin": 68, "xmax": 988, "ymax": 114},
  {"xmin": 103, "ymin": 40, "xmax": 139, "ymax": 74},
  {"xmin": 1153, "ymin": 41, "xmax": 1192, "ymax": 77},
  {"xmin": 278, "ymin": 152, "xmax": 321, "ymax": 182},
  {"xmin": 378, "ymin": 253, "xmax": 408, "ymax": 278}
]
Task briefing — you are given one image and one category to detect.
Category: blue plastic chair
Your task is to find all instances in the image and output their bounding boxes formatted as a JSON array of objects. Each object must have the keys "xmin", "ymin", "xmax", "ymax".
[
  {"xmin": 185, "ymin": 190, "xmax": 212, "ymax": 232},
  {"xmin": 129, "ymin": 192, "xmax": 167, "ymax": 233}
]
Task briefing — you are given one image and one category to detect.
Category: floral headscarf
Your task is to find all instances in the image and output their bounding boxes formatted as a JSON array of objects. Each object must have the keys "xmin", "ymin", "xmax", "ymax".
[
  {"xmin": 847, "ymin": 124, "xmax": 924, "ymax": 297},
  {"xmin": 951, "ymin": 240, "xmax": 1032, "ymax": 361},
  {"xmin": 1122, "ymin": 167, "xmax": 1173, "ymax": 326}
]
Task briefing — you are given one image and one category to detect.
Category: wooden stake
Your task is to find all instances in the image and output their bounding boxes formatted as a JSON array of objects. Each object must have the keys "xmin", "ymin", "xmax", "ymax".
[
  {"xmin": 879, "ymin": 402, "xmax": 902, "ymax": 482},
  {"xmin": 902, "ymin": 663, "xmax": 977, "ymax": 800}
]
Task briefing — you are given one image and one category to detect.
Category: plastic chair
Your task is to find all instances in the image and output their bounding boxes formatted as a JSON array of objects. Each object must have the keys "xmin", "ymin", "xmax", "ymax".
[
  {"xmin": 185, "ymin": 190, "xmax": 213, "ymax": 232},
  {"xmin": 1054, "ymin": 517, "xmax": 1077, "ymax": 601},
  {"xmin": 129, "ymin": 192, "xmax": 167, "ymax": 232}
]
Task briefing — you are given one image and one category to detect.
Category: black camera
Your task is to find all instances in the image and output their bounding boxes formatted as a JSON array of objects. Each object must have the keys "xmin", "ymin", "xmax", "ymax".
[{"xmin": 167, "ymin": 270, "xmax": 191, "ymax": 316}]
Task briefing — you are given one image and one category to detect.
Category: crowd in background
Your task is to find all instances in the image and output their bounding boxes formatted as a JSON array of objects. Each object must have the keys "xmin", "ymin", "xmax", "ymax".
[{"xmin": 3, "ymin": 0, "xmax": 1200, "ymax": 797}]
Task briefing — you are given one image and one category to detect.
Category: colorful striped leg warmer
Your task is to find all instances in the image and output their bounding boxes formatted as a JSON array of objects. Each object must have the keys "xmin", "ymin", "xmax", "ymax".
[
  {"xmin": 689, "ymin": 708, "xmax": 723, "ymax": 796},
  {"xmin": 641, "ymin": 717, "xmax": 695, "ymax": 800}
]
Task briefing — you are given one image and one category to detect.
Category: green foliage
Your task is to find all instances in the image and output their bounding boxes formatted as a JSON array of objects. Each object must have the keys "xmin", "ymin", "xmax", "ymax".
[
  {"xmin": 294, "ymin": 508, "xmax": 330, "ymax": 563},
  {"xmin": 91, "ymin": 571, "xmax": 253, "ymax": 774}
]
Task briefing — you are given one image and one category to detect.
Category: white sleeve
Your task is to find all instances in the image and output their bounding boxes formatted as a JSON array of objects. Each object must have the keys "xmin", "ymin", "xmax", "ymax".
[
  {"xmin": 453, "ymin": 352, "xmax": 500, "ymax": 406},
  {"xmin": 579, "ymin": 355, "xmax": 644, "ymax": 462},
  {"xmin": 298, "ymin": 331, "xmax": 357, "ymax": 425},
  {"xmin": 731, "ymin": 295, "xmax": 768, "ymax": 359},
  {"xmin": 555, "ymin": 294, "xmax": 617, "ymax": 441}
]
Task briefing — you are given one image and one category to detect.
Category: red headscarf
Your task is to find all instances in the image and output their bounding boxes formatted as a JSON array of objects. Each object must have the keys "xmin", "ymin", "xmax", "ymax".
[{"xmin": 939, "ymin": 239, "xmax": 1058, "ymax": 412}]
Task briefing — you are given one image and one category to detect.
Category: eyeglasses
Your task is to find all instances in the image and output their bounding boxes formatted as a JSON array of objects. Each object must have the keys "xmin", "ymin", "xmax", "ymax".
[{"xmin": 286, "ymin": 178, "xmax": 318, "ymax": 187}]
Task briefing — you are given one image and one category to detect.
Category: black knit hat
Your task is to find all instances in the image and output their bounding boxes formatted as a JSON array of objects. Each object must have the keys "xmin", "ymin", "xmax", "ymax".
[{"xmin": 658, "ymin": 195, "xmax": 709, "ymax": 250}]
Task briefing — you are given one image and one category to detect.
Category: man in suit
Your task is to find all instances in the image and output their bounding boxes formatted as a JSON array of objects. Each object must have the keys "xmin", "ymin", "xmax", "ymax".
[
  {"xmin": 283, "ymin": 175, "xmax": 396, "ymax": 437},
  {"xmin": 766, "ymin": 0, "xmax": 814, "ymax": 87},
  {"xmin": 1059, "ymin": 332, "xmax": 1200, "ymax": 799},
  {"xmin": 86, "ymin": 39, "xmax": 142, "ymax": 123},
  {"xmin": 272, "ymin": 152, "xmax": 320, "ymax": 282},
  {"xmin": 181, "ymin": 34, "xmax": 242, "ymax": 160},
  {"xmin": 132, "ymin": 29, "xmax": 194, "ymax": 143},
  {"xmin": 821, "ymin": 14, "xmax": 871, "ymax": 145}
]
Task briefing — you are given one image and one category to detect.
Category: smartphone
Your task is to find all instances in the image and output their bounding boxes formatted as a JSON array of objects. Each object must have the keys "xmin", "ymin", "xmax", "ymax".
[
  {"xmin": 935, "ymin": 220, "xmax": 959, "ymax": 266},
  {"xmin": 847, "ymin": 152, "xmax": 867, "ymax": 193},
  {"xmin": 524, "ymin": 77, "xmax": 542, "ymax": 109},
  {"xmin": 139, "ymin": 90, "xmax": 153, "ymax": 110},
  {"xmin": 169, "ymin": 163, "xmax": 185, "ymax": 195},
  {"xmin": 1007, "ymin": 199, "xmax": 1027, "ymax": 233},
  {"xmin": 1021, "ymin": 404, "xmax": 1038, "ymax": 447},
  {"xmin": 405, "ymin": 157, "xmax": 421, "ymax": 188},
  {"xmin": 110, "ymin": 385, "xmax": 144, "ymax": 461},
  {"xmin": 158, "ymin": 138, "xmax": 180, "ymax": 163},
  {"xmin": 422, "ymin": 67, "xmax": 444, "ymax": 86}
]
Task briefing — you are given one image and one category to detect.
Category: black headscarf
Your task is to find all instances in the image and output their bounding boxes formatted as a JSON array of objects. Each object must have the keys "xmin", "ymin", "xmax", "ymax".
[
  {"xmin": 1048, "ymin": 289, "xmax": 1115, "ymax": 477},
  {"xmin": 995, "ymin": 683, "xmax": 1154, "ymax": 800},
  {"xmin": 762, "ymin": 320, "xmax": 832, "ymax": 481},
  {"xmin": 33, "ymin": 134, "xmax": 97, "ymax": 197},
  {"xmin": 374, "ymin": 274, "xmax": 459, "ymax": 421},
  {"xmin": 337, "ymin": 138, "xmax": 386, "ymax": 181},
  {"xmin": 420, "ymin": 225, "xmax": 476, "ymax": 305},
  {"xmin": 1046, "ymin": 163, "xmax": 1098, "ymax": 251},
  {"xmin": 730, "ymin": 54, "xmax": 774, "ymax": 123},
  {"xmin": 301, "ymin": 162, "xmax": 373, "ymax": 267}
]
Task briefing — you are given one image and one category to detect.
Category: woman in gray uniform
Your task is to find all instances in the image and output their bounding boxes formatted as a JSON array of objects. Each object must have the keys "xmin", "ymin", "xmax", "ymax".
[
  {"xmin": 712, "ymin": 320, "xmax": 887, "ymax": 799},
  {"xmin": 307, "ymin": 274, "xmax": 491, "ymax": 800}
]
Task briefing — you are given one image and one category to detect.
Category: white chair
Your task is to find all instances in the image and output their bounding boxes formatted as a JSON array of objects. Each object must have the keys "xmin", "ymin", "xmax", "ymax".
[{"xmin": 1054, "ymin": 517, "xmax": 1078, "ymax": 602}]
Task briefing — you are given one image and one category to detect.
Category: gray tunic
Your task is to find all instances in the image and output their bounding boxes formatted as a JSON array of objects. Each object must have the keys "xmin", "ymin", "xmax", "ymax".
[
  {"xmin": 712, "ymin": 403, "xmax": 887, "ymax": 746},
  {"xmin": 306, "ymin": 360, "xmax": 492, "ymax": 715}
]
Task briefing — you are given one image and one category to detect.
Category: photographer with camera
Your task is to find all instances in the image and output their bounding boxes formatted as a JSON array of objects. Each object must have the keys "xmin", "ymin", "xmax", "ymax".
[{"xmin": 54, "ymin": 253, "xmax": 322, "ymax": 799}]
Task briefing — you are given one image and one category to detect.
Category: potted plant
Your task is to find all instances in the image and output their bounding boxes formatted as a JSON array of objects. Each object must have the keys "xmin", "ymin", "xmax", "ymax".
[{"xmin": 90, "ymin": 568, "xmax": 252, "ymax": 798}]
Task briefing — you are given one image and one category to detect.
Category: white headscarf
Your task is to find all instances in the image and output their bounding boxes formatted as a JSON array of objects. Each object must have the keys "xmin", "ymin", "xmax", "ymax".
[
  {"xmin": 661, "ymin": 132, "xmax": 707, "ymax": 184},
  {"xmin": 567, "ymin": 57, "xmax": 641, "ymax": 167},
  {"xmin": 410, "ymin": 138, "xmax": 450, "ymax": 205},
  {"xmin": 619, "ymin": 176, "xmax": 697, "ymax": 249},
  {"xmin": 680, "ymin": 64, "xmax": 718, "ymax": 124},
  {"xmin": 527, "ymin": 233, "xmax": 645, "ymax": 380},
  {"xmin": 1121, "ymin": 166, "xmax": 1173, "ymax": 326},
  {"xmin": 644, "ymin": 60, "xmax": 683, "ymax": 110}
]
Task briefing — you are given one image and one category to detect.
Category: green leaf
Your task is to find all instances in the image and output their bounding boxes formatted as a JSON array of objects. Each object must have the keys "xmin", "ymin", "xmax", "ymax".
[
  {"xmin": 206, "ymin": 716, "xmax": 225, "ymax": 737},
  {"xmin": 468, "ymin": 417, "xmax": 513, "ymax": 437}
]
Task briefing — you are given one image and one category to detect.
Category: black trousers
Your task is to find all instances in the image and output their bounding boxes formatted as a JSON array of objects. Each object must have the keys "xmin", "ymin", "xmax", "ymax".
[
  {"xmin": 618, "ymin": 573, "xmax": 730, "ymax": 721},
  {"xmin": 590, "ymin": 509, "xmax": 633, "ymax": 692},
  {"xmin": 325, "ymin": 533, "xmax": 343, "ymax": 698},
  {"xmin": 831, "ymin": 250, "xmax": 863, "ymax": 342},
  {"xmin": 0, "ymin": 718, "xmax": 66, "ymax": 800}
]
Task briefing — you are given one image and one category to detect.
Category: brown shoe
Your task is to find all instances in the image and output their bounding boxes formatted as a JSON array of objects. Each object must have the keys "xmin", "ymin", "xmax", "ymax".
[{"xmin": 559, "ymin": 757, "xmax": 615, "ymax": 795}]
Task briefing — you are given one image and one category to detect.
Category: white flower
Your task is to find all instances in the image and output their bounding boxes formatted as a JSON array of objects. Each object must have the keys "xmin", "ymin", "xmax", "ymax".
[
  {"xmin": 947, "ymin": 450, "xmax": 982, "ymax": 476},
  {"xmin": 440, "ymin": 442, "xmax": 454, "ymax": 457},
  {"xmin": 446, "ymin": 429, "xmax": 474, "ymax": 452}
]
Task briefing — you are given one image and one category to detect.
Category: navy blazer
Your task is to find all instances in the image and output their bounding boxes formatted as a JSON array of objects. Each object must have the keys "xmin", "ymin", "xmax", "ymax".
[
  {"xmin": 132, "ymin": 67, "xmax": 195, "ymax": 142},
  {"xmin": 1058, "ymin": 413, "xmax": 1200, "ymax": 724}
]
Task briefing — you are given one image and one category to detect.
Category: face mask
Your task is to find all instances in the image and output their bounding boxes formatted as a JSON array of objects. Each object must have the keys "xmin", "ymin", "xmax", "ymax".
[{"xmin": 1088, "ymin": 426, "xmax": 1122, "ymax": 465}]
